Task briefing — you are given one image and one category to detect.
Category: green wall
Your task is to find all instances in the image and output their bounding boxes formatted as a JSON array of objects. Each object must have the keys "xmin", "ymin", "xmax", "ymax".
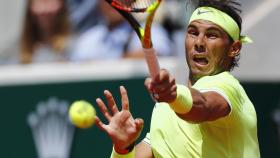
[
  {"xmin": 0, "ymin": 78, "xmax": 154, "ymax": 158},
  {"xmin": 0, "ymin": 79, "xmax": 279, "ymax": 157},
  {"xmin": 243, "ymin": 82, "xmax": 280, "ymax": 157}
]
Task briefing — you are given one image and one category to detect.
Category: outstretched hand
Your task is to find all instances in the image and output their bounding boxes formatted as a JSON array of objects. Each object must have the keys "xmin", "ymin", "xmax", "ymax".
[
  {"xmin": 95, "ymin": 86, "xmax": 144, "ymax": 151},
  {"xmin": 145, "ymin": 69, "xmax": 177, "ymax": 103}
]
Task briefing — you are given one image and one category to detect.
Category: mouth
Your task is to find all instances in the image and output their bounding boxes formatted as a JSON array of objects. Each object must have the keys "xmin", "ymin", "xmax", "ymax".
[{"xmin": 193, "ymin": 55, "xmax": 208, "ymax": 66}]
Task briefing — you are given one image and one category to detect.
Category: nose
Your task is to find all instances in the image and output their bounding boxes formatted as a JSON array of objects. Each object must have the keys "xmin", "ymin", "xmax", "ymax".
[{"xmin": 194, "ymin": 34, "xmax": 205, "ymax": 52}]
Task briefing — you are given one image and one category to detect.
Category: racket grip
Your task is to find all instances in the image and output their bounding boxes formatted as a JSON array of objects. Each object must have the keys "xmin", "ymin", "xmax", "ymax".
[{"xmin": 143, "ymin": 48, "xmax": 160, "ymax": 79}]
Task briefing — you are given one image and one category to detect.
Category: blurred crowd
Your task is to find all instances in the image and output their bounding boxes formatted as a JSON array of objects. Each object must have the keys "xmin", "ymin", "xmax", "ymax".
[{"xmin": 0, "ymin": 0, "xmax": 188, "ymax": 65}]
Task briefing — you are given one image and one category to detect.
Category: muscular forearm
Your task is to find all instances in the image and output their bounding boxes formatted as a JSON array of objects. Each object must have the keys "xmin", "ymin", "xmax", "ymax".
[{"xmin": 170, "ymin": 85, "xmax": 230, "ymax": 123}]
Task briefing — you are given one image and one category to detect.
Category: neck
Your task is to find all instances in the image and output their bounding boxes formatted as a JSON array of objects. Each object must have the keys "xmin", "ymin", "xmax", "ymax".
[
  {"xmin": 188, "ymin": 70, "xmax": 228, "ymax": 86},
  {"xmin": 188, "ymin": 73, "xmax": 196, "ymax": 86}
]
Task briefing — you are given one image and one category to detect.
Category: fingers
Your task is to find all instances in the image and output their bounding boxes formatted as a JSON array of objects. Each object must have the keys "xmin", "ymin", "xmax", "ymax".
[
  {"xmin": 145, "ymin": 69, "xmax": 177, "ymax": 102},
  {"xmin": 145, "ymin": 77, "xmax": 152, "ymax": 92},
  {"xmin": 135, "ymin": 118, "xmax": 144, "ymax": 131},
  {"xmin": 154, "ymin": 69, "xmax": 170, "ymax": 84},
  {"xmin": 95, "ymin": 115, "xmax": 108, "ymax": 132},
  {"xmin": 150, "ymin": 69, "xmax": 175, "ymax": 93},
  {"xmin": 96, "ymin": 98, "xmax": 112, "ymax": 121},
  {"xmin": 145, "ymin": 70, "xmax": 168, "ymax": 93},
  {"xmin": 104, "ymin": 90, "xmax": 119, "ymax": 114},
  {"xmin": 95, "ymin": 90, "xmax": 119, "ymax": 122},
  {"xmin": 153, "ymin": 76, "xmax": 176, "ymax": 94},
  {"xmin": 118, "ymin": 110, "xmax": 131, "ymax": 125},
  {"xmin": 96, "ymin": 87, "xmax": 131, "ymax": 122},
  {"xmin": 154, "ymin": 84, "xmax": 177, "ymax": 102},
  {"xmin": 120, "ymin": 86, "xmax": 129, "ymax": 110}
]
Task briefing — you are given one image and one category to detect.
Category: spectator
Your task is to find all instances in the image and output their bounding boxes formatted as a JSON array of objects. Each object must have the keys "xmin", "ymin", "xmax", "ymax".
[
  {"xmin": 67, "ymin": 0, "xmax": 99, "ymax": 33},
  {"xmin": 70, "ymin": 0, "xmax": 173, "ymax": 62},
  {"xmin": 0, "ymin": 0, "xmax": 74, "ymax": 64}
]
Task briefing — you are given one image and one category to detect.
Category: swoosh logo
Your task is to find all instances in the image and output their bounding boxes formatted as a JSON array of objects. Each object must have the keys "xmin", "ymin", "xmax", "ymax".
[{"xmin": 197, "ymin": 9, "xmax": 213, "ymax": 15}]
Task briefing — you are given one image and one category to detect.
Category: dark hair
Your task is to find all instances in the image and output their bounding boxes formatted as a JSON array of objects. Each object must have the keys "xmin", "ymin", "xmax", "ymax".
[
  {"xmin": 197, "ymin": 0, "xmax": 242, "ymax": 70},
  {"xmin": 20, "ymin": 0, "xmax": 71, "ymax": 64},
  {"xmin": 198, "ymin": 0, "xmax": 242, "ymax": 31}
]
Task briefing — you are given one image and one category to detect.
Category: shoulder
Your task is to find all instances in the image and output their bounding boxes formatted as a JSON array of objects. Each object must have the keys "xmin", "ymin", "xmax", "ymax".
[
  {"xmin": 193, "ymin": 72, "xmax": 248, "ymax": 113},
  {"xmin": 197, "ymin": 71, "xmax": 238, "ymax": 83},
  {"xmin": 193, "ymin": 72, "xmax": 242, "ymax": 105},
  {"xmin": 193, "ymin": 72, "xmax": 240, "ymax": 91}
]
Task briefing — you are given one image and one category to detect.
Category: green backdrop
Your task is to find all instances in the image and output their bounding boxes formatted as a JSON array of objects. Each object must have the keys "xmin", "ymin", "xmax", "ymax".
[{"xmin": 0, "ymin": 78, "xmax": 279, "ymax": 157}]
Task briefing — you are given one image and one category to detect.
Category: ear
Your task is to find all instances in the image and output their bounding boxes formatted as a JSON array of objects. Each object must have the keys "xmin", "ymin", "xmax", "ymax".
[{"xmin": 228, "ymin": 41, "xmax": 242, "ymax": 57}]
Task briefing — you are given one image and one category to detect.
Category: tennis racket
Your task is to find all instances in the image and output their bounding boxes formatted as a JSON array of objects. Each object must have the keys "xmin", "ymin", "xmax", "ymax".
[{"xmin": 104, "ymin": 0, "xmax": 161, "ymax": 79}]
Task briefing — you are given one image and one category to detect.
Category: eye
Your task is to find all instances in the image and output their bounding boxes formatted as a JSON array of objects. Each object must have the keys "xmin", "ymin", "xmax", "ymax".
[
  {"xmin": 187, "ymin": 29, "xmax": 199, "ymax": 37},
  {"xmin": 206, "ymin": 32, "xmax": 219, "ymax": 39}
]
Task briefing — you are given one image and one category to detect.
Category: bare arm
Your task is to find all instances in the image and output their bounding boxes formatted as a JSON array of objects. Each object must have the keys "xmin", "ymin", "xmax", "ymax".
[
  {"xmin": 177, "ymin": 88, "xmax": 230, "ymax": 123},
  {"xmin": 135, "ymin": 142, "xmax": 154, "ymax": 158},
  {"xmin": 145, "ymin": 69, "xmax": 230, "ymax": 123}
]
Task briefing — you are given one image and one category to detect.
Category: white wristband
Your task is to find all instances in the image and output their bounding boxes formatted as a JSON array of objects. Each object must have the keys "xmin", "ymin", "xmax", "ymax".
[{"xmin": 169, "ymin": 84, "xmax": 193, "ymax": 114}]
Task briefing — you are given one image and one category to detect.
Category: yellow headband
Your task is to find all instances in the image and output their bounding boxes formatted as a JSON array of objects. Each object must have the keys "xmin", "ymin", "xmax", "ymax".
[{"xmin": 189, "ymin": 7, "xmax": 252, "ymax": 43}]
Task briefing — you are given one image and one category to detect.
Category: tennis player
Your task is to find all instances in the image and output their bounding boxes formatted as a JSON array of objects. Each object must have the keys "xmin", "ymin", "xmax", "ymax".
[{"xmin": 95, "ymin": 0, "xmax": 260, "ymax": 157}]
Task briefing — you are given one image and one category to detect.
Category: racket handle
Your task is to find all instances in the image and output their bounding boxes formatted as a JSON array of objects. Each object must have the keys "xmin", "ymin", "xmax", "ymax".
[{"xmin": 143, "ymin": 48, "xmax": 160, "ymax": 79}]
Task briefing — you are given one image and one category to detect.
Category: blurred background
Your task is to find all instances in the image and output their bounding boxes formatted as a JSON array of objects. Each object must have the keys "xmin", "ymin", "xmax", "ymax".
[{"xmin": 0, "ymin": 0, "xmax": 280, "ymax": 157}]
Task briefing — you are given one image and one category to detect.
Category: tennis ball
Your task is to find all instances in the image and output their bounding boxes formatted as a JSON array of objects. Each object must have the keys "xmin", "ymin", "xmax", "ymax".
[{"xmin": 69, "ymin": 100, "xmax": 96, "ymax": 129}]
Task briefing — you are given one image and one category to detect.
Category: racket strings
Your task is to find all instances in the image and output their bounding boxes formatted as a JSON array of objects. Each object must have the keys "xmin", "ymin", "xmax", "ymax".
[{"xmin": 114, "ymin": 0, "xmax": 157, "ymax": 10}]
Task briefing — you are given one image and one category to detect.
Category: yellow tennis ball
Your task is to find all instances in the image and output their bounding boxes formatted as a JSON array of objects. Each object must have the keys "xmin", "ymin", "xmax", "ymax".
[{"xmin": 69, "ymin": 100, "xmax": 96, "ymax": 129}]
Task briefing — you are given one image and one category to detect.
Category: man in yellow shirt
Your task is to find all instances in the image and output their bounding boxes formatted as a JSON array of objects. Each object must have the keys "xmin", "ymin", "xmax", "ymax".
[{"xmin": 94, "ymin": 0, "xmax": 260, "ymax": 157}]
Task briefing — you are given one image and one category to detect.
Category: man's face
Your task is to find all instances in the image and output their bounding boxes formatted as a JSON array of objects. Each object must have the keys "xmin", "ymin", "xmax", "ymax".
[
  {"xmin": 30, "ymin": 0, "xmax": 63, "ymax": 31},
  {"xmin": 185, "ymin": 20, "xmax": 233, "ymax": 81}
]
